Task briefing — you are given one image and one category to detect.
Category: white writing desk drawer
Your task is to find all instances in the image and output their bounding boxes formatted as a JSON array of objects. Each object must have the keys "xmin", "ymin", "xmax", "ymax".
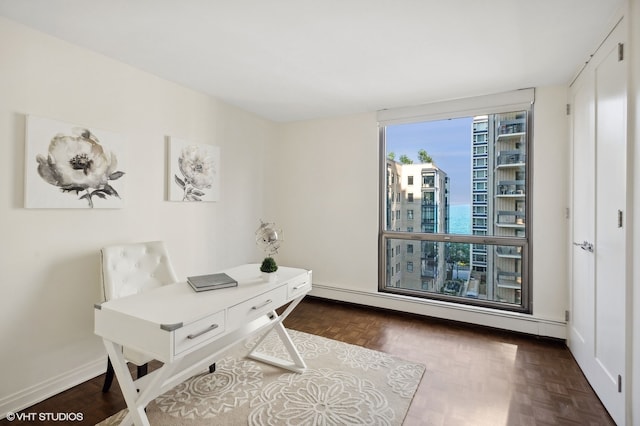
[
  {"xmin": 174, "ymin": 310, "xmax": 225, "ymax": 355},
  {"xmin": 227, "ymin": 285, "xmax": 287, "ymax": 328},
  {"xmin": 286, "ymin": 273, "xmax": 311, "ymax": 298}
]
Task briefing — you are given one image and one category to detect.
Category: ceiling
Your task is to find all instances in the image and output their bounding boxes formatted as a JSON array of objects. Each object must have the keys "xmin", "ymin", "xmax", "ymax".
[{"xmin": 0, "ymin": 0, "xmax": 624, "ymax": 122}]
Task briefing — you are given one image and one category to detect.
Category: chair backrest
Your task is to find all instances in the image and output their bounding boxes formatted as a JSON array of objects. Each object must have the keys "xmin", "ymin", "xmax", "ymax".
[{"xmin": 100, "ymin": 241, "xmax": 178, "ymax": 301}]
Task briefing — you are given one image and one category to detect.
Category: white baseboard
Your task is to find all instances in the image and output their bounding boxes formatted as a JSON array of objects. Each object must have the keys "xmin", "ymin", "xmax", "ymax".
[
  {"xmin": 0, "ymin": 357, "xmax": 106, "ymax": 420},
  {"xmin": 309, "ymin": 284, "xmax": 566, "ymax": 339}
]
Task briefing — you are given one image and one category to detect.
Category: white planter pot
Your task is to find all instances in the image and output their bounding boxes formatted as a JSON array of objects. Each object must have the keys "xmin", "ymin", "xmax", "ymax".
[{"xmin": 261, "ymin": 271, "xmax": 276, "ymax": 282}]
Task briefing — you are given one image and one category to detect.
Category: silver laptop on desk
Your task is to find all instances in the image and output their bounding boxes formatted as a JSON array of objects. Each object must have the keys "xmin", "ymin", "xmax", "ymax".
[{"xmin": 187, "ymin": 273, "xmax": 238, "ymax": 292}]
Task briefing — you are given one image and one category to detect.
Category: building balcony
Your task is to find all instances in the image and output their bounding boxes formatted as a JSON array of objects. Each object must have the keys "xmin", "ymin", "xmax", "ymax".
[
  {"xmin": 496, "ymin": 211, "xmax": 525, "ymax": 227},
  {"xmin": 496, "ymin": 270, "xmax": 522, "ymax": 289},
  {"xmin": 497, "ymin": 119, "xmax": 526, "ymax": 137},
  {"xmin": 498, "ymin": 121, "xmax": 526, "ymax": 136},
  {"xmin": 496, "ymin": 132, "xmax": 526, "ymax": 143},
  {"xmin": 496, "ymin": 150, "xmax": 526, "ymax": 168},
  {"xmin": 496, "ymin": 246, "xmax": 522, "ymax": 258},
  {"xmin": 497, "ymin": 180, "xmax": 525, "ymax": 197}
]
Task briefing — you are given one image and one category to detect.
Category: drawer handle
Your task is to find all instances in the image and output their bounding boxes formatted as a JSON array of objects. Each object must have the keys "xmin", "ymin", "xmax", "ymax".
[
  {"xmin": 187, "ymin": 324, "xmax": 219, "ymax": 339},
  {"xmin": 251, "ymin": 299, "xmax": 273, "ymax": 310},
  {"xmin": 293, "ymin": 283, "xmax": 309, "ymax": 290}
]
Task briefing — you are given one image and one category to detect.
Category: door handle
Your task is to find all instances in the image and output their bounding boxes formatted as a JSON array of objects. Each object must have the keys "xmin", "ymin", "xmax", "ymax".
[{"xmin": 573, "ymin": 241, "xmax": 594, "ymax": 253}]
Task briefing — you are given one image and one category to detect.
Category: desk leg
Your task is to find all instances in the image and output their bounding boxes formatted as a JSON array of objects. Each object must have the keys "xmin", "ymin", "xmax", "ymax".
[
  {"xmin": 102, "ymin": 340, "xmax": 178, "ymax": 426},
  {"xmin": 246, "ymin": 297, "xmax": 308, "ymax": 373},
  {"xmin": 275, "ymin": 321, "xmax": 306, "ymax": 370},
  {"xmin": 102, "ymin": 340, "xmax": 150, "ymax": 426}
]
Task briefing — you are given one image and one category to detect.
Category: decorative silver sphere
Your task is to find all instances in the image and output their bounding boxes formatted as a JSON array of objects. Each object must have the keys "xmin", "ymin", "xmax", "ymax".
[{"xmin": 255, "ymin": 220, "xmax": 283, "ymax": 256}]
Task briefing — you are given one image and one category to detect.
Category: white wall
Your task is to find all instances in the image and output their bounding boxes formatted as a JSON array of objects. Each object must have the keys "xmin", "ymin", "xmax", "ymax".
[
  {"xmin": 269, "ymin": 87, "xmax": 570, "ymax": 338},
  {"xmin": 0, "ymin": 17, "xmax": 276, "ymax": 414},
  {"xmin": 266, "ymin": 113, "xmax": 379, "ymax": 285}
]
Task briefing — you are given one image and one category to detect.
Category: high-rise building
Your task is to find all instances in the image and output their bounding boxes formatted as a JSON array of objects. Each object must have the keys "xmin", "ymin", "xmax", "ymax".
[
  {"xmin": 386, "ymin": 159, "xmax": 449, "ymax": 292},
  {"xmin": 470, "ymin": 116, "xmax": 490, "ymax": 299},
  {"xmin": 470, "ymin": 113, "xmax": 526, "ymax": 304}
]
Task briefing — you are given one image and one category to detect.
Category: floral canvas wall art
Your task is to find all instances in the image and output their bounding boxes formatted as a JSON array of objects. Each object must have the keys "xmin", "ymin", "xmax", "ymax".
[
  {"xmin": 168, "ymin": 138, "xmax": 220, "ymax": 202},
  {"xmin": 25, "ymin": 115, "xmax": 126, "ymax": 208}
]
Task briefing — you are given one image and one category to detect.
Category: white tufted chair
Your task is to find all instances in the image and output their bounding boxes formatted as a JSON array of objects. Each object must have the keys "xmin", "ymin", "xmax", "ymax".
[{"xmin": 99, "ymin": 241, "xmax": 178, "ymax": 392}]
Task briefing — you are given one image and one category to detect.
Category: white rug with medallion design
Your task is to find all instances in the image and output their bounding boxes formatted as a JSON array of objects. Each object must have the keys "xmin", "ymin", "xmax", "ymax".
[{"xmin": 97, "ymin": 329, "xmax": 425, "ymax": 426}]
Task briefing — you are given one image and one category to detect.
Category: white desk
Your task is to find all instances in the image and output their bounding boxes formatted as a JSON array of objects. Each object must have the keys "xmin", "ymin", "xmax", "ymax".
[{"xmin": 94, "ymin": 264, "xmax": 312, "ymax": 426}]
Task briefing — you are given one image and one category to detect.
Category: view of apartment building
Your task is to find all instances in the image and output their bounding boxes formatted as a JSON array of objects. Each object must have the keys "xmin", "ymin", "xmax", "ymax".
[
  {"xmin": 384, "ymin": 110, "xmax": 527, "ymax": 305},
  {"xmin": 470, "ymin": 113, "xmax": 526, "ymax": 304},
  {"xmin": 386, "ymin": 159, "xmax": 449, "ymax": 292}
]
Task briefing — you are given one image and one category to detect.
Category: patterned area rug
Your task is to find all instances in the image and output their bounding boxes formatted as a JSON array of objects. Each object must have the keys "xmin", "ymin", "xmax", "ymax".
[{"xmin": 97, "ymin": 329, "xmax": 425, "ymax": 425}]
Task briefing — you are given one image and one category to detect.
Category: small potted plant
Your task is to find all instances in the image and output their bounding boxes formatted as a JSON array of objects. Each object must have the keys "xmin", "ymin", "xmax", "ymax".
[{"xmin": 260, "ymin": 257, "xmax": 278, "ymax": 281}]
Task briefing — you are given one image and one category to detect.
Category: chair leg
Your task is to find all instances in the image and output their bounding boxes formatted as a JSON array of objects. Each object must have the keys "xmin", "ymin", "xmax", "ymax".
[
  {"xmin": 137, "ymin": 363, "xmax": 148, "ymax": 378},
  {"xmin": 209, "ymin": 363, "xmax": 216, "ymax": 374},
  {"xmin": 103, "ymin": 359, "xmax": 149, "ymax": 393},
  {"xmin": 102, "ymin": 358, "xmax": 115, "ymax": 393}
]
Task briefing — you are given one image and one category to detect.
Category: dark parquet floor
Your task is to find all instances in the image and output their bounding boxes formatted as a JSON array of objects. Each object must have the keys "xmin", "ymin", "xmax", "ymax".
[{"xmin": 1, "ymin": 297, "xmax": 615, "ymax": 426}]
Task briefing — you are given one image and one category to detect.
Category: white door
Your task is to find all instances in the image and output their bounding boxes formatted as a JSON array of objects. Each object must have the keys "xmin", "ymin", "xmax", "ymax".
[
  {"xmin": 568, "ymin": 17, "xmax": 627, "ymax": 425},
  {"xmin": 568, "ymin": 62, "xmax": 595, "ymax": 371}
]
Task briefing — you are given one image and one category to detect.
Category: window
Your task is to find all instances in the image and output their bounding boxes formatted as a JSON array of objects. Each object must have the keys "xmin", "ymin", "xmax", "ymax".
[
  {"xmin": 473, "ymin": 217, "xmax": 487, "ymax": 228},
  {"xmin": 473, "ymin": 205, "xmax": 487, "ymax": 215},
  {"xmin": 474, "ymin": 133, "xmax": 487, "ymax": 143},
  {"xmin": 473, "ymin": 157, "xmax": 487, "ymax": 168},
  {"xmin": 474, "ymin": 121, "xmax": 488, "ymax": 132},
  {"xmin": 473, "ymin": 169, "xmax": 488, "ymax": 179},
  {"xmin": 423, "ymin": 192, "xmax": 435, "ymax": 204},
  {"xmin": 473, "ymin": 181, "xmax": 487, "ymax": 191},
  {"xmin": 379, "ymin": 89, "xmax": 533, "ymax": 312},
  {"xmin": 473, "ymin": 193, "xmax": 487, "ymax": 204},
  {"xmin": 473, "ymin": 145, "xmax": 488, "ymax": 155}
]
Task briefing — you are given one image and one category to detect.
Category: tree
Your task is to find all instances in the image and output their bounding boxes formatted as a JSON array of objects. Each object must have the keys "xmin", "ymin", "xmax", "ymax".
[
  {"xmin": 446, "ymin": 242, "xmax": 470, "ymax": 280},
  {"xmin": 418, "ymin": 149, "xmax": 433, "ymax": 163},
  {"xmin": 387, "ymin": 152, "xmax": 395, "ymax": 160},
  {"xmin": 398, "ymin": 154, "xmax": 413, "ymax": 164},
  {"xmin": 450, "ymin": 244, "xmax": 470, "ymax": 266}
]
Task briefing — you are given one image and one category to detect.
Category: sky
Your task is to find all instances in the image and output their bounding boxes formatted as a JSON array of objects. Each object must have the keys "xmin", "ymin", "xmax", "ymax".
[{"xmin": 385, "ymin": 117, "xmax": 473, "ymax": 205}]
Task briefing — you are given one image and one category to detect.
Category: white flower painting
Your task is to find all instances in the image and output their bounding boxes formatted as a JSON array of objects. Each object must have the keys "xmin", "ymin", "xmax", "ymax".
[
  {"xmin": 168, "ymin": 138, "xmax": 220, "ymax": 202},
  {"xmin": 25, "ymin": 115, "xmax": 126, "ymax": 208}
]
